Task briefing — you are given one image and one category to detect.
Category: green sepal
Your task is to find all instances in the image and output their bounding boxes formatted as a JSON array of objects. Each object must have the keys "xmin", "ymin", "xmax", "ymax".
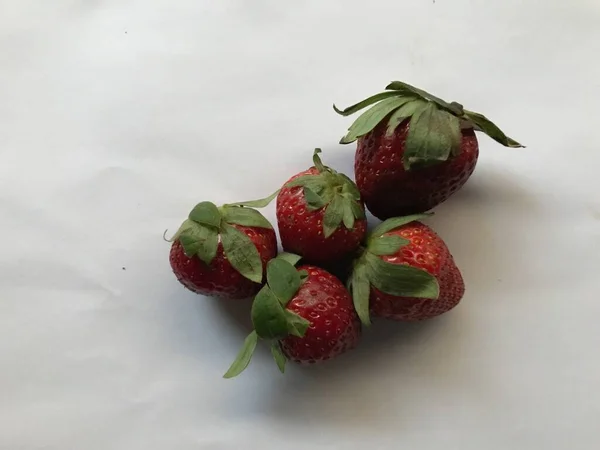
[
  {"xmin": 339, "ymin": 173, "xmax": 362, "ymax": 200},
  {"xmin": 385, "ymin": 99, "xmax": 428, "ymax": 137},
  {"xmin": 285, "ymin": 149, "xmax": 365, "ymax": 237},
  {"xmin": 371, "ymin": 213, "xmax": 432, "ymax": 238},
  {"xmin": 349, "ymin": 199, "xmax": 366, "ymax": 220},
  {"xmin": 285, "ymin": 174, "xmax": 324, "ymax": 190},
  {"xmin": 188, "ymin": 201, "xmax": 222, "ymax": 228},
  {"xmin": 350, "ymin": 263, "xmax": 372, "ymax": 326},
  {"xmin": 168, "ymin": 198, "xmax": 272, "ymax": 269},
  {"xmin": 251, "ymin": 285, "xmax": 290, "ymax": 340},
  {"xmin": 404, "ymin": 103, "xmax": 461, "ymax": 170},
  {"xmin": 221, "ymin": 205, "xmax": 273, "ymax": 229},
  {"xmin": 251, "ymin": 258, "xmax": 309, "ymax": 336},
  {"xmin": 312, "ymin": 148, "xmax": 327, "ymax": 172},
  {"xmin": 323, "ymin": 194, "xmax": 345, "ymax": 238},
  {"xmin": 342, "ymin": 201, "xmax": 355, "ymax": 230},
  {"xmin": 221, "ymin": 223, "xmax": 264, "ymax": 284},
  {"xmin": 303, "ymin": 186, "xmax": 327, "ymax": 211},
  {"xmin": 267, "ymin": 258, "xmax": 302, "ymax": 305},
  {"xmin": 251, "ymin": 256, "xmax": 308, "ymax": 340},
  {"xmin": 441, "ymin": 109, "xmax": 463, "ymax": 157},
  {"xmin": 284, "ymin": 310, "xmax": 310, "ymax": 337},
  {"xmin": 178, "ymin": 223, "xmax": 219, "ymax": 264},
  {"xmin": 386, "ymin": 81, "xmax": 464, "ymax": 116},
  {"xmin": 225, "ymin": 190, "xmax": 280, "ymax": 208},
  {"xmin": 339, "ymin": 96, "xmax": 415, "ymax": 144},
  {"xmin": 335, "ymin": 80, "xmax": 524, "ymax": 168},
  {"xmin": 276, "ymin": 252, "xmax": 302, "ymax": 267},
  {"xmin": 169, "ymin": 218, "xmax": 219, "ymax": 265},
  {"xmin": 368, "ymin": 235, "xmax": 408, "ymax": 256},
  {"xmin": 223, "ymin": 331, "xmax": 258, "ymax": 379},
  {"xmin": 364, "ymin": 252, "xmax": 439, "ymax": 299},
  {"xmin": 349, "ymin": 235, "xmax": 441, "ymax": 326},
  {"xmin": 227, "ymin": 257, "xmax": 311, "ymax": 378},
  {"xmin": 333, "ymin": 90, "xmax": 401, "ymax": 116},
  {"xmin": 464, "ymin": 110, "xmax": 524, "ymax": 148},
  {"xmin": 270, "ymin": 341, "xmax": 287, "ymax": 374}
]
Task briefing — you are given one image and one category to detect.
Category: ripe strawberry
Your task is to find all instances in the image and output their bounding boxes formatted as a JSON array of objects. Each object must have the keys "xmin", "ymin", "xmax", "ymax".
[
  {"xmin": 335, "ymin": 81, "xmax": 523, "ymax": 219},
  {"xmin": 224, "ymin": 253, "xmax": 361, "ymax": 377},
  {"xmin": 349, "ymin": 214, "xmax": 464, "ymax": 323},
  {"xmin": 276, "ymin": 149, "xmax": 367, "ymax": 263},
  {"xmin": 167, "ymin": 195, "xmax": 278, "ymax": 300}
]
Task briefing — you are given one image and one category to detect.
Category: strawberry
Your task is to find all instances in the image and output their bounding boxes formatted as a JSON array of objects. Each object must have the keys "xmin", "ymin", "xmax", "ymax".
[
  {"xmin": 223, "ymin": 253, "xmax": 361, "ymax": 377},
  {"xmin": 167, "ymin": 195, "xmax": 278, "ymax": 300},
  {"xmin": 276, "ymin": 149, "xmax": 367, "ymax": 263},
  {"xmin": 349, "ymin": 214, "xmax": 464, "ymax": 323},
  {"xmin": 335, "ymin": 81, "xmax": 524, "ymax": 219}
]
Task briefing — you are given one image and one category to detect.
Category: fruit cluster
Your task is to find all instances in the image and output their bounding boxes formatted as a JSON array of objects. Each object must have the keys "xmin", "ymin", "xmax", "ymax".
[{"xmin": 167, "ymin": 81, "xmax": 523, "ymax": 378}]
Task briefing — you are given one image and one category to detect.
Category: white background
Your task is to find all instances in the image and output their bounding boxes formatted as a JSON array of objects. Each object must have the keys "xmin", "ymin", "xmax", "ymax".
[{"xmin": 1, "ymin": 1, "xmax": 599, "ymax": 449}]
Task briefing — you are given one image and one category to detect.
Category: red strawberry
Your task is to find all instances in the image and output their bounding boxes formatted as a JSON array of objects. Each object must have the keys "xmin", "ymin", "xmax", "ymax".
[
  {"xmin": 335, "ymin": 81, "xmax": 523, "ymax": 219},
  {"xmin": 349, "ymin": 214, "xmax": 464, "ymax": 323},
  {"xmin": 280, "ymin": 265, "xmax": 360, "ymax": 364},
  {"xmin": 276, "ymin": 149, "xmax": 367, "ymax": 263},
  {"xmin": 167, "ymin": 196, "xmax": 278, "ymax": 300},
  {"xmin": 224, "ymin": 254, "xmax": 360, "ymax": 378}
]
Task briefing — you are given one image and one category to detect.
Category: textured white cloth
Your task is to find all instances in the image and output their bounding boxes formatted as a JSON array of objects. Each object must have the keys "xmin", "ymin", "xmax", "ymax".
[{"xmin": 1, "ymin": 1, "xmax": 599, "ymax": 449}]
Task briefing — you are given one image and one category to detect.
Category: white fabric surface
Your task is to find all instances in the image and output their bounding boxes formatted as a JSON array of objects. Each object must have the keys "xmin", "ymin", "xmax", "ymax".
[{"xmin": 1, "ymin": 1, "xmax": 600, "ymax": 449}]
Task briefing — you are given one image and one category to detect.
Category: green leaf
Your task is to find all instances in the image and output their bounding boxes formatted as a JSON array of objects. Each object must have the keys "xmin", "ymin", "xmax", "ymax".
[
  {"xmin": 303, "ymin": 187, "xmax": 326, "ymax": 211},
  {"xmin": 371, "ymin": 213, "xmax": 432, "ymax": 237},
  {"xmin": 178, "ymin": 222, "xmax": 219, "ymax": 264},
  {"xmin": 464, "ymin": 110, "xmax": 524, "ymax": 148},
  {"xmin": 404, "ymin": 103, "xmax": 460, "ymax": 169},
  {"xmin": 270, "ymin": 341, "xmax": 287, "ymax": 374},
  {"xmin": 333, "ymin": 90, "xmax": 401, "ymax": 116},
  {"xmin": 221, "ymin": 223, "xmax": 263, "ymax": 284},
  {"xmin": 386, "ymin": 81, "xmax": 463, "ymax": 116},
  {"xmin": 342, "ymin": 201, "xmax": 355, "ymax": 230},
  {"xmin": 188, "ymin": 202, "xmax": 222, "ymax": 228},
  {"xmin": 322, "ymin": 194, "xmax": 344, "ymax": 238},
  {"xmin": 312, "ymin": 148, "xmax": 327, "ymax": 173},
  {"xmin": 368, "ymin": 235, "xmax": 408, "ymax": 256},
  {"xmin": 275, "ymin": 252, "xmax": 302, "ymax": 267},
  {"xmin": 364, "ymin": 253, "xmax": 439, "ymax": 299},
  {"xmin": 267, "ymin": 258, "xmax": 301, "ymax": 305},
  {"xmin": 165, "ymin": 218, "xmax": 194, "ymax": 242},
  {"xmin": 439, "ymin": 109, "xmax": 462, "ymax": 156},
  {"xmin": 339, "ymin": 174, "xmax": 361, "ymax": 200},
  {"xmin": 349, "ymin": 200, "xmax": 366, "ymax": 220},
  {"xmin": 251, "ymin": 285, "xmax": 290, "ymax": 339},
  {"xmin": 350, "ymin": 264, "xmax": 371, "ymax": 326},
  {"xmin": 222, "ymin": 205, "xmax": 273, "ymax": 229},
  {"xmin": 385, "ymin": 99, "xmax": 428, "ymax": 136},
  {"xmin": 227, "ymin": 190, "xmax": 280, "ymax": 208},
  {"xmin": 284, "ymin": 310, "xmax": 310, "ymax": 337},
  {"xmin": 285, "ymin": 174, "xmax": 324, "ymax": 189},
  {"xmin": 340, "ymin": 96, "xmax": 414, "ymax": 144},
  {"xmin": 223, "ymin": 331, "xmax": 258, "ymax": 379}
]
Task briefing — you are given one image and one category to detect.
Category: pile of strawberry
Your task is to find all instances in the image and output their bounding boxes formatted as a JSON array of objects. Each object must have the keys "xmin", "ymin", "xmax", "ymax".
[{"xmin": 167, "ymin": 81, "xmax": 523, "ymax": 378}]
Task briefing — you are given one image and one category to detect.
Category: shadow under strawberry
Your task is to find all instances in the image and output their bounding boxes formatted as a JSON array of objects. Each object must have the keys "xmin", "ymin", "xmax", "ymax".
[
  {"xmin": 426, "ymin": 166, "xmax": 537, "ymax": 301},
  {"xmin": 262, "ymin": 316, "xmax": 458, "ymax": 428}
]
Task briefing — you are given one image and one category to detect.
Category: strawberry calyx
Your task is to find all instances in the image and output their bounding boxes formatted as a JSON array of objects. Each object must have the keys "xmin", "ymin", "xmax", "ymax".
[
  {"xmin": 334, "ymin": 80, "xmax": 524, "ymax": 170},
  {"xmin": 166, "ymin": 193, "xmax": 278, "ymax": 284},
  {"xmin": 223, "ymin": 253, "xmax": 311, "ymax": 378},
  {"xmin": 285, "ymin": 148, "xmax": 366, "ymax": 237},
  {"xmin": 348, "ymin": 213, "xmax": 440, "ymax": 326}
]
